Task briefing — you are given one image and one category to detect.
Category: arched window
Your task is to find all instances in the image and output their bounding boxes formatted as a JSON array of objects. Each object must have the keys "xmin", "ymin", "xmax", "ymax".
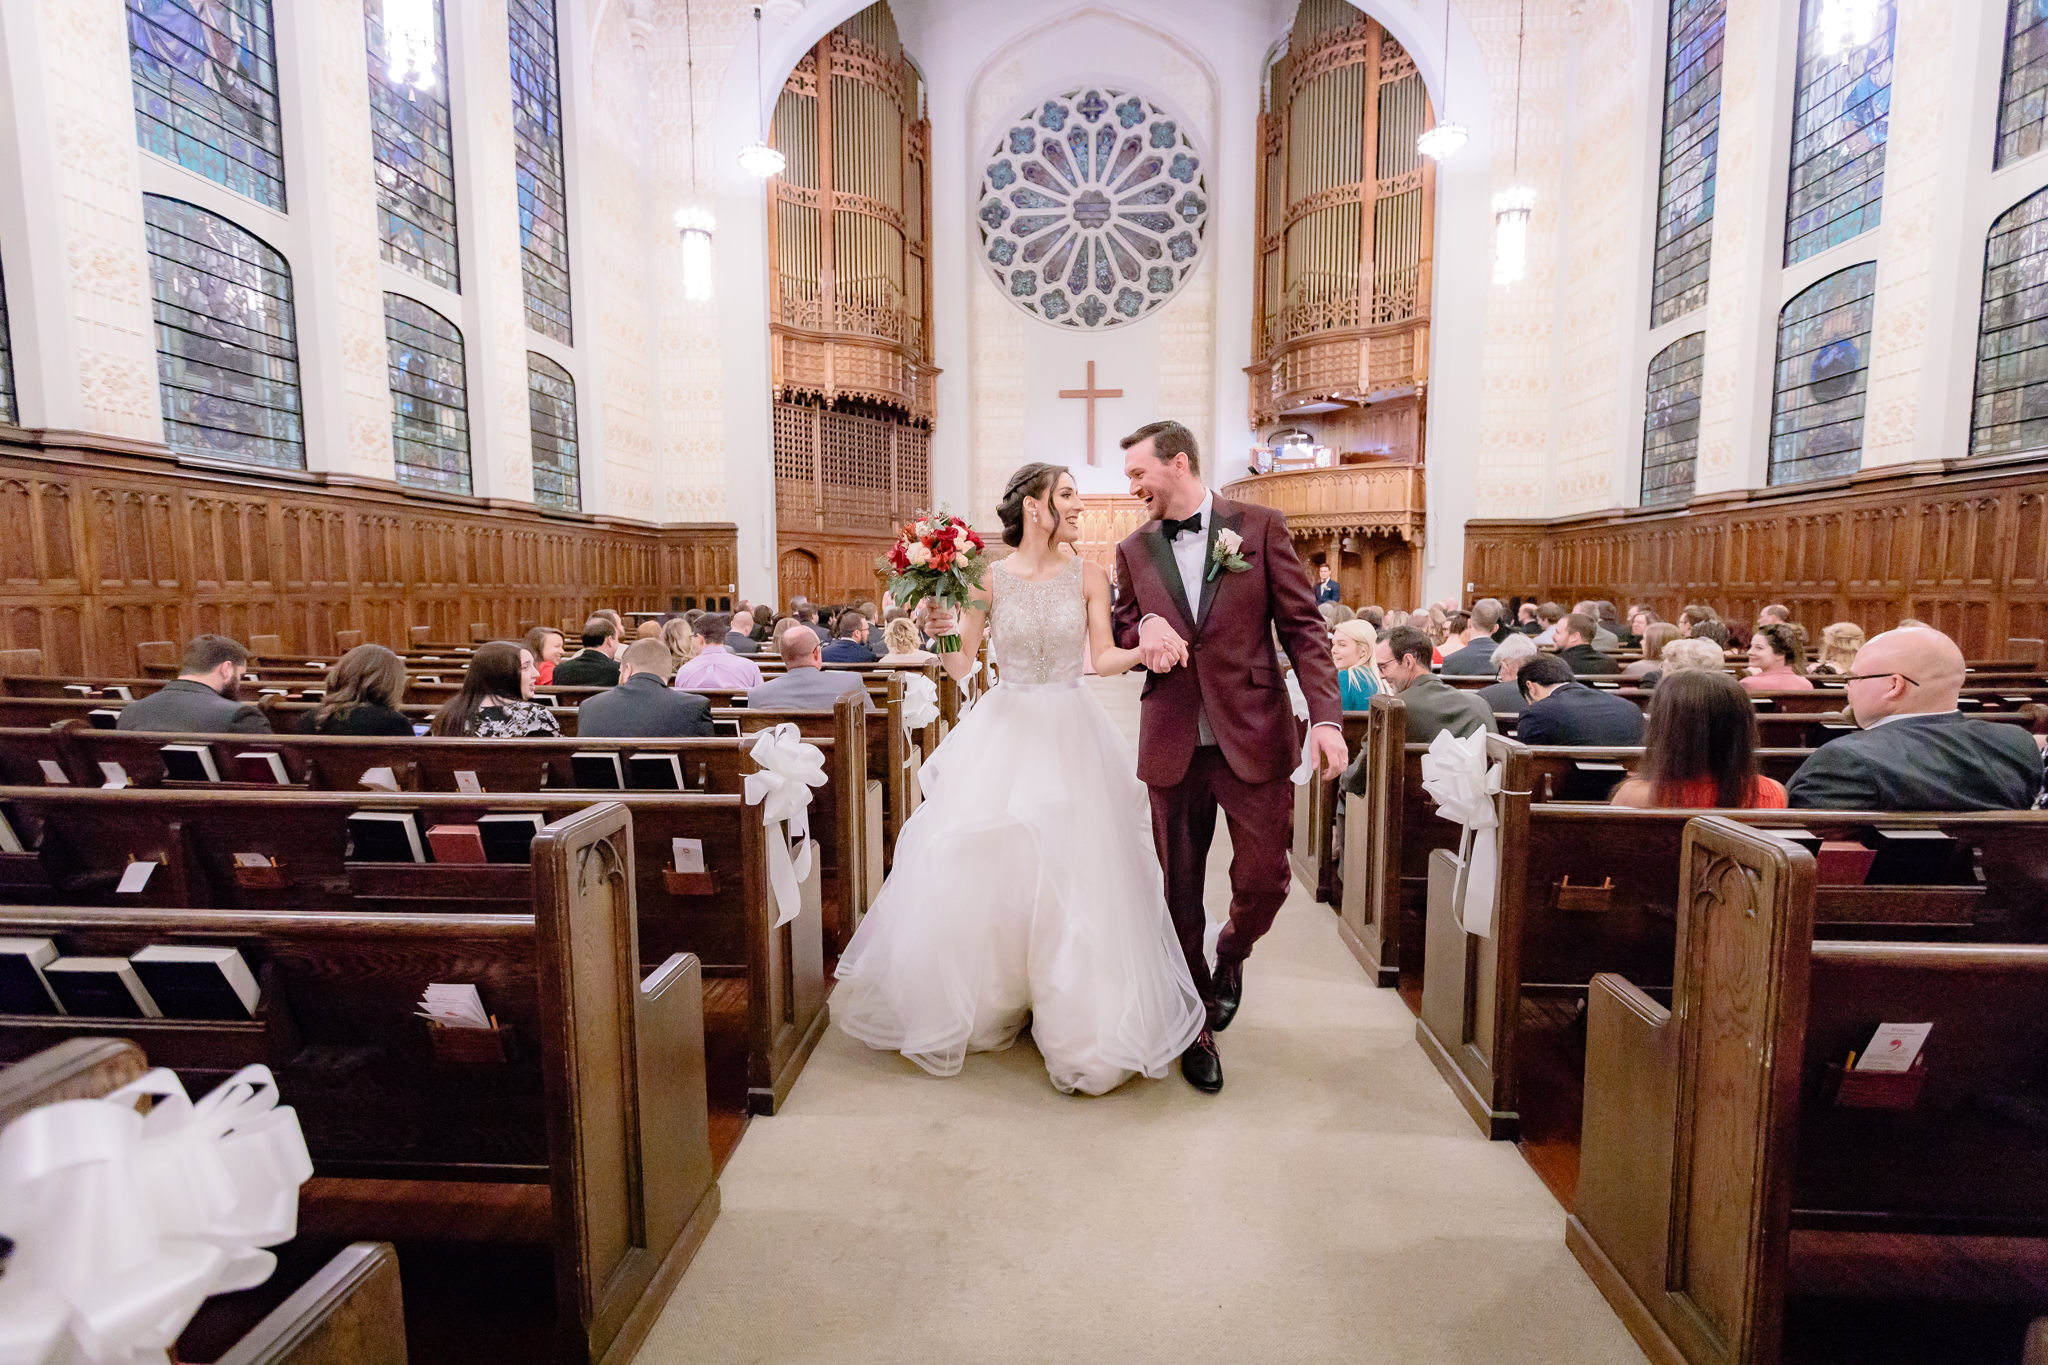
[
  {"xmin": 384, "ymin": 293, "xmax": 469, "ymax": 494},
  {"xmin": 1649, "ymin": 0, "xmax": 1724, "ymax": 326},
  {"xmin": 0, "ymin": 253, "xmax": 15, "ymax": 426},
  {"xmin": 128, "ymin": 0, "xmax": 287, "ymax": 209},
  {"xmin": 1641, "ymin": 333, "xmax": 1705, "ymax": 505},
  {"xmin": 142, "ymin": 195, "xmax": 305, "ymax": 470},
  {"xmin": 366, "ymin": 0, "xmax": 459, "ymax": 290},
  {"xmin": 527, "ymin": 354, "xmax": 578, "ymax": 510},
  {"xmin": 1768, "ymin": 262, "xmax": 1876, "ymax": 486},
  {"xmin": 510, "ymin": 0, "xmax": 571, "ymax": 343},
  {"xmin": 1999, "ymin": 0, "xmax": 2048, "ymax": 168},
  {"xmin": 1784, "ymin": 0, "xmax": 1894, "ymax": 266},
  {"xmin": 1972, "ymin": 188, "xmax": 2048, "ymax": 456}
]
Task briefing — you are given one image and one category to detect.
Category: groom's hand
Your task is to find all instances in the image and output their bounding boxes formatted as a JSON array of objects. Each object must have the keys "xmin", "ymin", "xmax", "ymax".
[
  {"xmin": 1308, "ymin": 723, "xmax": 1348, "ymax": 778},
  {"xmin": 1137, "ymin": 615, "xmax": 1188, "ymax": 672}
]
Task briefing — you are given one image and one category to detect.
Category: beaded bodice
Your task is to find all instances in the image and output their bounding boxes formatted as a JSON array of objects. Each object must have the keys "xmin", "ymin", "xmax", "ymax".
[{"xmin": 992, "ymin": 555, "xmax": 1086, "ymax": 687}]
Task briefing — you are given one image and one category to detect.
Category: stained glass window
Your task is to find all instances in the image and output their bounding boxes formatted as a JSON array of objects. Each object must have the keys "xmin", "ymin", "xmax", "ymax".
[
  {"xmin": 527, "ymin": 353, "xmax": 579, "ymax": 510},
  {"xmin": 510, "ymin": 0, "xmax": 571, "ymax": 343},
  {"xmin": 1784, "ymin": 0, "xmax": 1894, "ymax": 266},
  {"xmin": 0, "ymin": 254, "xmax": 15, "ymax": 427},
  {"xmin": 1650, "ymin": 0, "xmax": 1723, "ymax": 326},
  {"xmin": 384, "ymin": 293, "xmax": 470, "ymax": 495},
  {"xmin": 1971, "ymin": 188, "xmax": 2048, "ymax": 456},
  {"xmin": 128, "ymin": 0, "xmax": 287, "ymax": 210},
  {"xmin": 365, "ymin": 0, "xmax": 459, "ymax": 290},
  {"xmin": 1641, "ymin": 333, "xmax": 1705, "ymax": 505},
  {"xmin": 1768, "ymin": 262, "xmax": 1876, "ymax": 486},
  {"xmin": 143, "ymin": 195, "xmax": 305, "ymax": 470},
  {"xmin": 1999, "ymin": 0, "xmax": 2048, "ymax": 168}
]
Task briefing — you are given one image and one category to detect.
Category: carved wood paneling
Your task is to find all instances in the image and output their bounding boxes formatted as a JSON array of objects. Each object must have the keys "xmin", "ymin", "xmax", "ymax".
[
  {"xmin": 1462, "ymin": 455, "xmax": 2048, "ymax": 656},
  {"xmin": 0, "ymin": 431, "xmax": 736, "ymax": 674}
]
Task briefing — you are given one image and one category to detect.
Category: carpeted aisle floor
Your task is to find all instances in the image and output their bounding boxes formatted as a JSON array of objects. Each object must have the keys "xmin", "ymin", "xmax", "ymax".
[{"xmin": 633, "ymin": 674, "xmax": 1645, "ymax": 1365}]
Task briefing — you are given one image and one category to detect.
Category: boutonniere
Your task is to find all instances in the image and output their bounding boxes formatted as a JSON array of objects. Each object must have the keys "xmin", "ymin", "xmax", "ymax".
[{"xmin": 1207, "ymin": 527, "xmax": 1250, "ymax": 581}]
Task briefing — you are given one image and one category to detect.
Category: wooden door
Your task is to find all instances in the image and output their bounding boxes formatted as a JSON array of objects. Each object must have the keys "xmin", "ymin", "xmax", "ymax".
[{"xmin": 779, "ymin": 549, "xmax": 818, "ymax": 610}]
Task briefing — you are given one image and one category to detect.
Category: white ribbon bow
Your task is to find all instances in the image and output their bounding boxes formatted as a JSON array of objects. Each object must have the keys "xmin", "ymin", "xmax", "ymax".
[
  {"xmin": 743, "ymin": 722, "xmax": 828, "ymax": 927},
  {"xmin": 1419, "ymin": 729, "xmax": 1505, "ymax": 938},
  {"xmin": 1285, "ymin": 672, "xmax": 1315, "ymax": 786},
  {"xmin": 0, "ymin": 1065, "xmax": 313, "ymax": 1365},
  {"xmin": 899, "ymin": 674, "xmax": 939, "ymax": 735}
]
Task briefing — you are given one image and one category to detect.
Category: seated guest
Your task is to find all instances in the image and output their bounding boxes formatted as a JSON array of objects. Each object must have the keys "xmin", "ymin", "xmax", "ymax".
[
  {"xmin": 1622, "ymin": 622, "xmax": 1681, "ymax": 679},
  {"xmin": 1441, "ymin": 600, "xmax": 1503, "ymax": 675},
  {"xmin": 1478, "ymin": 632, "xmax": 1538, "ymax": 716},
  {"xmin": 1810, "ymin": 621, "xmax": 1865, "ymax": 676},
  {"xmin": 1330, "ymin": 619, "xmax": 1383, "ymax": 709},
  {"xmin": 877, "ymin": 616, "xmax": 936, "ymax": 666},
  {"xmin": 311, "ymin": 644, "xmax": 413, "ymax": 736},
  {"xmin": 1377, "ymin": 625, "xmax": 1493, "ymax": 743},
  {"xmin": 1743, "ymin": 622, "xmax": 1814, "ymax": 692},
  {"xmin": 750, "ymin": 604, "xmax": 775, "ymax": 643},
  {"xmin": 578, "ymin": 639, "xmax": 712, "ymax": 738},
  {"xmin": 726, "ymin": 612, "xmax": 762, "ymax": 655},
  {"xmin": 634, "ymin": 619, "xmax": 662, "ymax": 641},
  {"xmin": 117, "ymin": 634, "xmax": 270, "ymax": 734},
  {"xmin": 749, "ymin": 622, "xmax": 875, "ymax": 712},
  {"xmin": 1688, "ymin": 618, "xmax": 1730, "ymax": 649},
  {"xmin": 673, "ymin": 613, "xmax": 764, "ymax": 689},
  {"xmin": 1786, "ymin": 626, "xmax": 2042, "ymax": 809},
  {"xmin": 661, "ymin": 618, "xmax": 700, "ymax": 672},
  {"xmin": 822, "ymin": 609, "xmax": 878, "ymax": 663},
  {"xmin": 594, "ymin": 609, "xmax": 625, "ymax": 639},
  {"xmin": 1358, "ymin": 605, "xmax": 1385, "ymax": 632},
  {"xmin": 1612, "ymin": 671, "xmax": 1787, "ymax": 809},
  {"xmin": 1622, "ymin": 607, "xmax": 1657, "ymax": 650},
  {"xmin": 1514, "ymin": 601, "xmax": 1540, "ymax": 634},
  {"xmin": 431, "ymin": 642, "xmax": 560, "ymax": 737},
  {"xmin": 1514, "ymin": 653, "xmax": 1645, "ymax": 746},
  {"xmin": 1315, "ymin": 561, "xmax": 1340, "ymax": 605},
  {"xmin": 1756, "ymin": 603, "xmax": 1792, "ymax": 630},
  {"xmin": 552, "ymin": 617, "xmax": 622, "ymax": 687},
  {"xmin": 1531, "ymin": 601, "xmax": 1567, "ymax": 644},
  {"xmin": 523, "ymin": 627, "xmax": 565, "ymax": 685},
  {"xmin": 1555, "ymin": 613, "xmax": 1621, "ymax": 676},
  {"xmin": 1644, "ymin": 636, "xmax": 1726, "ymax": 689}
]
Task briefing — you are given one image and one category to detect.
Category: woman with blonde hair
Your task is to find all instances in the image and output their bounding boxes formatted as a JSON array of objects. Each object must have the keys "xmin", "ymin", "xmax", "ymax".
[
  {"xmin": 1812, "ymin": 621, "xmax": 1865, "ymax": 676},
  {"xmin": 1329, "ymin": 618, "xmax": 1383, "ymax": 709},
  {"xmin": 877, "ymin": 616, "xmax": 935, "ymax": 665},
  {"xmin": 661, "ymin": 617, "xmax": 700, "ymax": 672}
]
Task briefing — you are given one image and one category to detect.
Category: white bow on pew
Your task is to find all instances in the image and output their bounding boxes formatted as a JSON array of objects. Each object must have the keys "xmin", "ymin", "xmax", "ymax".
[
  {"xmin": 1419, "ymin": 729, "xmax": 1505, "ymax": 938},
  {"xmin": 0, "ymin": 1065, "xmax": 312, "ymax": 1365},
  {"xmin": 899, "ymin": 674, "xmax": 939, "ymax": 735},
  {"xmin": 1284, "ymin": 672, "xmax": 1315, "ymax": 786},
  {"xmin": 743, "ymin": 722, "xmax": 828, "ymax": 928}
]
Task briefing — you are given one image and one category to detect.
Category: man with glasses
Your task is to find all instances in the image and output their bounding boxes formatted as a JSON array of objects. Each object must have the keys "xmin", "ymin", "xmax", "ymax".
[{"xmin": 1785, "ymin": 626, "xmax": 2041, "ymax": 810}]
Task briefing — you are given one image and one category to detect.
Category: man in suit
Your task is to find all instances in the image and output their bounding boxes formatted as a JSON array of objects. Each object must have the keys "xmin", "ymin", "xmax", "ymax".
[
  {"xmin": 576, "ymin": 639, "xmax": 712, "ymax": 737},
  {"xmin": 724, "ymin": 607, "xmax": 760, "ymax": 655},
  {"xmin": 1314, "ymin": 562, "xmax": 1340, "ymax": 606},
  {"xmin": 1441, "ymin": 599, "xmax": 1504, "ymax": 675},
  {"xmin": 117, "ymin": 635, "xmax": 271, "ymax": 734},
  {"xmin": 551, "ymin": 617, "xmax": 622, "ymax": 687},
  {"xmin": 1514, "ymin": 654, "xmax": 1645, "ymax": 746},
  {"xmin": 1378, "ymin": 625, "xmax": 1496, "ymax": 745},
  {"xmin": 1555, "ymin": 613, "xmax": 1621, "ymax": 676},
  {"xmin": 1477, "ymin": 632, "xmax": 1538, "ymax": 715},
  {"xmin": 748, "ymin": 622, "xmax": 875, "ymax": 712},
  {"xmin": 821, "ymin": 609, "xmax": 878, "ymax": 663},
  {"xmin": 1788, "ymin": 626, "xmax": 2042, "ymax": 809},
  {"xmin": 860, "ymin": 600, "xmax": 889, "ymax": 654}
]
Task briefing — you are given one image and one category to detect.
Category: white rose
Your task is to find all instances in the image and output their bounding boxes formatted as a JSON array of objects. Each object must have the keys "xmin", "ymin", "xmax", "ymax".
[
  {"xmin": 1216, "ymin": 528, "xmax": 1243, "ymax": 554},
  {"xmin": 914, "ymin": 520, "xmax": 932, "ymax": 536},
  {"xmin": 905, "ymin": 542, "xmax": 931, "ymax": 567}
]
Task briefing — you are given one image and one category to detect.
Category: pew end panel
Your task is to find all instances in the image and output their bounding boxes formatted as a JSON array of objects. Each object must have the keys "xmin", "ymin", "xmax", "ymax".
[
  {"xmin": 210, "ymin": 1241, "xmax": 409, "ymax": 1365},
  {"xmin": 1338, "ymin": 694, "xmax": 1405, "ymax": 987}
]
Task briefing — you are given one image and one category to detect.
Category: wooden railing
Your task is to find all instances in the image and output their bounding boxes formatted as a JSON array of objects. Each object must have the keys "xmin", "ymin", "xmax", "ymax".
[{"xmin": 1222, "ymin": 463, "xmax": 1425, "ymax": 542}]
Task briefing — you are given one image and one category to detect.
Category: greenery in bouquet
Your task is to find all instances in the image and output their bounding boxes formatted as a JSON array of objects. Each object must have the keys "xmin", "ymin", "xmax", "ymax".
[{"xmin": 878, "ymin": 510, "xmax": 988, "ymax": 653}]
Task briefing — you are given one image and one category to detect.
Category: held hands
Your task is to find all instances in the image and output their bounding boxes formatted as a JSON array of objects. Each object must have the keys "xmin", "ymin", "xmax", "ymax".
[
  {"xmin": 1138, "ymin": 615, "xmax": 1190, "ymax": 672},
  {"xmin": 1307, "ymin": 723, "xmax": 1349, "ymax": 779}
]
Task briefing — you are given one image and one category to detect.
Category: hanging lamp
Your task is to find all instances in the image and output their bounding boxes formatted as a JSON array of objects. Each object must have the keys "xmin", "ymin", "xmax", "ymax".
[
  {"xmin": 1416, "ymin": 0, "xmax": 1468, "ymax": 161},
  {"xmin": 675, "ymin": 0, "xmax": 716, "ymax": 300},
  {"xmin": 1492, "ymin": 0, "xmax": 1533, "ymax": 284},
  {"xmin": 383, "ymin": 0, "xmax": 437, "ymax": 91},
  {"xmin": 737, "ymin": 6, "xmax": 786, "ymax": 179}
]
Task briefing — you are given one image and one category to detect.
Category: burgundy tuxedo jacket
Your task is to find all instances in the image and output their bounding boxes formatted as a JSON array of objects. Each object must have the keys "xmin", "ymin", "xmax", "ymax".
[{"xmin": 1112, "ymin": 494, "xmax": 1342, "ymax": 787}]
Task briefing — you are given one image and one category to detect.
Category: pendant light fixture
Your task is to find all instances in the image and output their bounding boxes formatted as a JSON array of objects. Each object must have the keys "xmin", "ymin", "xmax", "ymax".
[
  {"xmin": 1416, "ymin": 0, "xmax": 1468, "ymax": 162},
  {"xmin": 737, "ymin": 5, "xmax": 787, "ymax": 179},
  {"xmin": 675, "ymin": 0, "xmax": 716, "ymax": 301},
  {"xmin": 1491, "ymin": 0, "xmax": 1533, "ymax": 285},
  {"xmin": 383, "ymin": 0, "xmax": 437, "ymax": 91}
]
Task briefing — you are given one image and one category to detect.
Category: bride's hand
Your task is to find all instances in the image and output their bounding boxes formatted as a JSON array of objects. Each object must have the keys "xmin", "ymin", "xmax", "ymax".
[{"xmin": 925, "ymin": 604, "xmax": 960, "ymax": 642}]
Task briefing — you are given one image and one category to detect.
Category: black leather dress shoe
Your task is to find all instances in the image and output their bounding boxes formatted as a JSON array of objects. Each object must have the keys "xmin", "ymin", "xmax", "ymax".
[
  {"xmin": 1212, "ymin": 957, "xmax": 1244, "ymax": 1032},
  {"xmin": 1181, "ymin": 1029, "xmax": 1222, "ymax": 1093}
]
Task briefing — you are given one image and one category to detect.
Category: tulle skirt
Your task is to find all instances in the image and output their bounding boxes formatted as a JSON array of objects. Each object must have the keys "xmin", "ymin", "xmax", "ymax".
[{"xmin": 833, "ymin": 679, "xmax": 1205, "ymax": 1095}]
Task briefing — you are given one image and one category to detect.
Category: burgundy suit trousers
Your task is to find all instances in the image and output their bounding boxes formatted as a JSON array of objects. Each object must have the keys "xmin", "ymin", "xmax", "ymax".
[{"xmin": 1148, "ymin": 746, "xmax": 1295, "ymax": 1027}]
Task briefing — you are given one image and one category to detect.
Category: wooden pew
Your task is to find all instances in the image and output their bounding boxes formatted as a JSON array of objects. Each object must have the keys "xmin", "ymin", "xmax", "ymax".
[
  {"xmin": 1570, "ymin": 816, "xmax": 2048, "ymax": 1365},
  {"xmin": 0, "ymin": 801, "xmax": 717, "ymax": 1365}
]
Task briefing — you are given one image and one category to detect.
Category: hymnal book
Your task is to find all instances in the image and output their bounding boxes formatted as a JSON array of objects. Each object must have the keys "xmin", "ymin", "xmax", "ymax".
[
  {"xmin": 359, "ymin": 765, "xmax": 401, "ymax": 792},
  {"xmin": 87, "ymin": 709, "xmax": 121, "ymax": 730},
  {"xmin": 426, "ymin": 824, "xmax": 488, "ymax": 864},
  {"xmin": 572, "ymin": 751, "xmax": 624, "ymax": 789},
  {"xmin": 99, "ymin": 761, "xmax": 130, "ymax": 789},
  {"xmin": 1563, "ymin": 762, "xmax": 1627, "ymax": 802},
  {"xmin": 44, "ymin": 957, "xmax": 160, "ymax": 1019},
  {"xmin": 37, "ymin": 760, "xmax": 69, "ymax": 785},
  {"xmin": 1856, "ymin": 1022, "xmax": 1932, "ymax": 1073},
  {"xmin": 303, "ymin": 688, "xmax": 325, "ymax": 700},
  {"xmin": 0, "ymin": 937, "xmax": 61, "ymax": 1015},
  {"xmin": 453, "ymin": 770, "xmax": 484, "ymax": 795},
  {"xmin": 1867, "ymin": 829, "xmax": 1956, "ymax": 885},
  {"xmin": 104, "ymin": 686, "xmax": 133, "ymax": 702},
  {"xmin": 1770, "ymin": 828, "xmax": 1824, "ymax": 857},
  {"xmin": 671, "ymin": 837, "xmax": 705, "ymax": 875},
  {"xmin": 129, "ymin": 945, "xmax": 258, "ymax": 1020},
  {"xmin": 1816, "ymin": 841, "xmax": 1877, "ymax": 885},
  {"xmin": 258, "ymin": 688, "xmax": 290, "ymax": 699},
  {"xmin": 160, "ymin": 744, "xmax": 222, "ymax": 783},
  {"xmin": 417, "ymin": 982, "xmax": 491, "ymax": 1030},
  {"xmin": 63, "ymin": 684, "xmax": 93, "ymax": 697},
  {"xmin": 116, "ymin": 861, "xmax": 157, "ymax": 894},
  {"xmin": 477, "ymin": 812, "xmax": 544, "ymax": 864},
  {"xmin": 628, "ymin": 753, "xmax": 685, "ymax": 791},
  {"xmin": 0, "ymin": 808, "xmax": 21, "ymax": 854},
  {"xmin": 234, "ymin": 852, "xmax": 275, "ymax": 868},
  {"xmin": 234, "ymin": 751, "xmax": 291, "ymax": 785},
  {"xmin": 417, "ymin": 675, "xmax": 443, "ymax": 685},
  {"xmin": 345, "ymin": 811, "xmax": 426, "ymax": 863}
]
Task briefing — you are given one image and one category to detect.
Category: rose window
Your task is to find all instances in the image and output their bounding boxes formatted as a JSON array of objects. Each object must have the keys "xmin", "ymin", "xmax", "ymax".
[{"xmin": 976, "ymin": 87, "xmax": 1209, "ymax": 330}]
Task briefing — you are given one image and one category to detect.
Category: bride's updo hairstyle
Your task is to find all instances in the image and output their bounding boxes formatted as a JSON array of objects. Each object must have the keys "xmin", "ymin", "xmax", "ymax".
[{"xmin": 996, "ymin": 462, "xmax": 1069, "ymax": 548}]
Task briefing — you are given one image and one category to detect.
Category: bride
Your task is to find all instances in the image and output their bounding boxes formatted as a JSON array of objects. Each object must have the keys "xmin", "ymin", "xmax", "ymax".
[{"xmin": 832, "ymin": 463, "xmax": 1205, "ymax": 1095}]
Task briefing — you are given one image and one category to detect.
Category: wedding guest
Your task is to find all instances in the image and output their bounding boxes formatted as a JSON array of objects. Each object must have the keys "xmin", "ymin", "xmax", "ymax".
[
  {"xmin": 1441, "ymin": 600, "xmax": 1503, "ymax": 675},
  {"xmin": 1623, "ymin": 622, "xmax": 1681, "ymax": 679},
  {"xmin": 822, "ymin": 609, "xmax": 879, "ymax": 663},
  {"xmin": 1330, "ymin": 619, "xmax": 1382, "ymax": 709},
  {"xmin": 750, "ymin": 604, "xmax": 775, "ymax": 644},
  {"xmin": 1315, "ymin": 562, "xmax": 1340, "ymax": 606},
  {"xmin": 1689, "ymin": 618, "xmax": 1731, "ymax": 649},
  {"xmin": 1756, "ymin": 604, "xmax": 1793, "ymax": 630},
  {"xmin": 1358, "ymin": 605, "xmax": 1385, "ymax": 631},
  {"xmin": 1742, "ymin": 622, "xmax": 1814, "ymax": 692},
  {"xmin": 1611, "ymin": 670, "xmax": 1787, "ymax": 809},
  {"xmin": 1376, "ymin": 625, "xmax": 1492, "ymax": 743},
  {"xmin": 1622, "ymin": 608, "xmax": 1659, "ymax": 650},
  {"xmin": 117, "ymin": 634, "xmax": 271, "ymax": 734},
  {"xmin": 1477, "ymin": 632, "xmax": 1538, "ymax": 715},
  {"xmin": 726, "ymin": 612, "xmax": 762, "ymax": 655},
  {"xmin": 1811, "ymin": 622, "xmax": 1865, "ymax": 677},
  {"xmin": 579, "ymin": 639, "xmax": 712, "ymax": 738},
  {"xmin": 523, "ymin": 627, "xmax": 566, "ymax": 685},
  {"xmin": 878, "ymin": 616, "xmax": 936, "ymax": 666},
  {"xmin": 673, "ymin": 613, "xmax": 764, "ymax": 689},
  {"xmin": 431, "ymin": 642, "xmax": 560, "ymax": 737},
  {"xmin": 1652, "ymin": 637, "xmax": 1726, "ymax": 684},
  {"xmin": 1532, "ymin": 601, "xmax": 1567, "ymax": 644},
  {"xmin": 1786, "ymin": 627, "xmax": 2042, "ymax": 809},
  {"xmin": 1555, "ymin": 613, "xmax": 1621, "ymax": 676},
  {"xmin": 552, "ymin": 617, "xmax": 622, "ymax": 687},
  {"xmin": 662, "ymin": 617, "xmax": 701, "ymax": 672},
  {"xmin": 310, "ymin": 644, "xmax": 413, "ymax": 736},
  {"xmin": 1517, "ymin": 601, "xmax": 1541, "ymax": 634},
  {"xmin": 749, "ymin": 622, "xmax": 875, "ymax": 712},
  {"xmin": 1514, "ymin": 653, "xmax": 1644, "ymax": 746},
  {"xmin": 634, "ymin": 619, "xmax": 662, "ymax": 641}
]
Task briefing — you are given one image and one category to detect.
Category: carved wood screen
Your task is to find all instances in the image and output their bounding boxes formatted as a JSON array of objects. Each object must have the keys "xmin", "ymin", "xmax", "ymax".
[{"xmin": 768, "ymin": 2, "xmax": 935, "ymax": 611}]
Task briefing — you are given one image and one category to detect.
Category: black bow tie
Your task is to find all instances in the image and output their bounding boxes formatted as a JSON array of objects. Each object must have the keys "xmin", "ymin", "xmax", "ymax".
[{"xmin": 1162, "ymin": 512, "xmax": 1204, "ymax": 542}]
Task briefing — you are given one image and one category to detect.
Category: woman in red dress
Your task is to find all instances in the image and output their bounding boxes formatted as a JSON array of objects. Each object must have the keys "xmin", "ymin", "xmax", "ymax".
[{"xmin": 1611, "ymin": 669, "xmax": 1788, "ymax": 809}]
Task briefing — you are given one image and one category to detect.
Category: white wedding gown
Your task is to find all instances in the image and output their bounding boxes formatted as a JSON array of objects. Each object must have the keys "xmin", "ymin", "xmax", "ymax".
[{"xmin": 833, "ymin": 555, "xmax": 1206, "ymax": 1095}]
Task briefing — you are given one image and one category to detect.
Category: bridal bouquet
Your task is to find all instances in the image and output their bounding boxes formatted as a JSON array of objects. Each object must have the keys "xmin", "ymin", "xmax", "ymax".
[{"xmin": 879, "ymin": 510, "xmax": 987, "ymax": 654}]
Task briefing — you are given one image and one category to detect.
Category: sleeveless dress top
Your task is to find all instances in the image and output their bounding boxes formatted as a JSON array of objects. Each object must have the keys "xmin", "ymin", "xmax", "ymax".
[{"xmin": 989, "ymin": 556, "xmax": 1087, "ymax": 687}]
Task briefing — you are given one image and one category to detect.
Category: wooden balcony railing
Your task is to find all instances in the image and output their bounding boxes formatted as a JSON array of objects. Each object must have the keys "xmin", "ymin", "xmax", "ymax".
[{"xmin": 1222, "ymin": 463, "xmax": 1425, "ymax": 543}]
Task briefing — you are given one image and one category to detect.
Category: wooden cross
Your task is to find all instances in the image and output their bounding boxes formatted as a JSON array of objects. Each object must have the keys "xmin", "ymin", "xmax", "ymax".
[{"xmin": 1058, "ymin": 361, "xmax": 1124, "ymax": 466}]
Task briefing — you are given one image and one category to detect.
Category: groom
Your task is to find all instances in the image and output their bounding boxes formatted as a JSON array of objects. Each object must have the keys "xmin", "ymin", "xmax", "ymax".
[{"xmin": 1113, "ymin": 421, "xmax": 1346, "ymax": 1093}]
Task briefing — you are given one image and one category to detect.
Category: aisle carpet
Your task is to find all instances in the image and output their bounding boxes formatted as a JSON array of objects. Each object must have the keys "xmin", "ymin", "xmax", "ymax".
[{"xmin": 634, "ymin": 674, "xmax": 1645, "ymax": 1364}]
